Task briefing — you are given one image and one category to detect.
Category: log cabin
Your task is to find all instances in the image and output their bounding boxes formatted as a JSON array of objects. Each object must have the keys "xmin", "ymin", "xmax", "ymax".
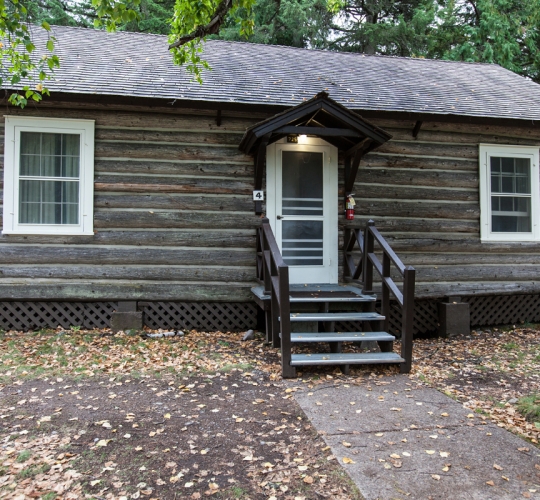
[{"xmin": 4, "ymin": 26, "xmax": 540, "ymax": 376}]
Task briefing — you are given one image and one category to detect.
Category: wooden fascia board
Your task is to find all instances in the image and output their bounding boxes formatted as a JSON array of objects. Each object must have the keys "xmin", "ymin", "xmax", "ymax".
[
  {"xmin": 273, "ymin": 126, "xmax": 362, "ymax": 137},
  {"xmin": 318, "ymin": 101, "xmax": 392, "ymax": 144},
  {"xmin": 19, "ymin": 91, "xmax": 540, "ymax": 131}
]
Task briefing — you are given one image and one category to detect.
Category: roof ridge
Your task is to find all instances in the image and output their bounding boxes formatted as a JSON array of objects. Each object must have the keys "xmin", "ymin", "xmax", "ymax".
[{"xmin": 45, "ymin": 24, "xmax": 500, "ymax": 68}]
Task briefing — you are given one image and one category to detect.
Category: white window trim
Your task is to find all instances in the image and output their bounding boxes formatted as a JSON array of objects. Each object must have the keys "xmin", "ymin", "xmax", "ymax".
[
  {"xmin": 3, "ymin": 116, "xmax": 95, "ymax": 236},
  {"xmin": 479, "ymin": 143, "xmax": 540, "ymax": 242}
]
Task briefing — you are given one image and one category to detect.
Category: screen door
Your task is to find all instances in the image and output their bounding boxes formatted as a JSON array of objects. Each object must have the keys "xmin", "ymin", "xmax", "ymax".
[{"xmin": 273, "ymin": 144, "xmax": 338, "ymax": 284}]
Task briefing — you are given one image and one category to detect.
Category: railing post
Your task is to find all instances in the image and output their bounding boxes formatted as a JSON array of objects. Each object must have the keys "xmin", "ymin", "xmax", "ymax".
[
  {"xmin": 379, "ymin": 252, "xmax": 392, "ymax": 353},
  {"xmin": 362, "ymin": 220, "xmax": 375, "ymax": 294},
  {"xmin": 279, "ymin": 265, "xmax": 295, "ymax": 378},
  {"xmin": 400, "ymin": 266, "xmax": 416, "ymax": 373},
  {"xmin": 343, "ymin": 227, "xmax": 351, "ymax": 280}
]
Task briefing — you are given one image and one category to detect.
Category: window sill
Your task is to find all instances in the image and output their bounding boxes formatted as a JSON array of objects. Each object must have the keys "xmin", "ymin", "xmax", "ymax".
[{"xmin": 2, "ymin": 230, "xmax": 94, "ymax": 236}]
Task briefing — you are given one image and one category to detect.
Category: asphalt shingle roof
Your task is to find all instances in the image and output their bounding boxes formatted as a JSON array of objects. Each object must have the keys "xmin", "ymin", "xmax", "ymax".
[{"xmin": 19, "ymin": 25, "xmax": 540, "ymax": 121}]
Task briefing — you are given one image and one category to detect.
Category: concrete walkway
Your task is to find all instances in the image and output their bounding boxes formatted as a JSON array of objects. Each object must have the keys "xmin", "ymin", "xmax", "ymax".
[{"xmin": 290, "ymin": 375, "xmax": 540, "ymax": 500}]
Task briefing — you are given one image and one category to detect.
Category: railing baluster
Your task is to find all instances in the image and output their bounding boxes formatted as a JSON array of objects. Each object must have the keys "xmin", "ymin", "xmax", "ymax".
[
  {"xmin": 401, "ymin": 266, "xmax": 416, "ymax": 373},
  {"xmin": 258, "ymin": 218, "xmax": 294, "ymax": 376},
  {"xmin": 341, "ymin": 218, "xmax": 416, "ymax": 373},
  {"xmin": 363, "ymin": 220, "xmax": 375, "ymax": 294},
  {"xmin": 279, "ymin": 264, "xmax": 295, "ymax": 378}
]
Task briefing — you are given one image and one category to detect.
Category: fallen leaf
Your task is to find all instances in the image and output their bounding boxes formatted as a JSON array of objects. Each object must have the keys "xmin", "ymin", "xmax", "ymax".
[
  {"xmin": 431, "ymin": 474, "xmax": 440, "ymax": 481},
  {"xmin": 342, "ymin": 457, "xmax": 355, "ymax": 464}
]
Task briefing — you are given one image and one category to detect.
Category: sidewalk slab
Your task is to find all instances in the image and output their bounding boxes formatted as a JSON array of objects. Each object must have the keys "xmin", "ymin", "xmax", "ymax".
[{"xmin": 291, "ymin": 375, "xmax": 540, "ymax": 500}]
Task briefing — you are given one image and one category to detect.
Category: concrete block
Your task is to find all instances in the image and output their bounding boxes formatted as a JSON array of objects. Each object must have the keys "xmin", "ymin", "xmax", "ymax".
[
  {"xmin": 111, "ymin": 311, "xmax": 143, "ymax": 332},
  {"xmin": 438, "ymin": 301, "xmax": 470, "ymax": 337}
]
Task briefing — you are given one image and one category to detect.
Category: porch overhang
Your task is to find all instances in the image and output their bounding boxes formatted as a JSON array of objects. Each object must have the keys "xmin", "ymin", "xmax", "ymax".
[{"xmin": 239, "ymin": 92, "xmax": 392, "ymax": 214}]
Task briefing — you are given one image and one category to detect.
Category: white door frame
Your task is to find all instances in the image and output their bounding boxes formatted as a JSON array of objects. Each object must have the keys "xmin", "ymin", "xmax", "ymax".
[{"xmin": 266, "ymin": 137, "xmax": 338, "ymax": 284}]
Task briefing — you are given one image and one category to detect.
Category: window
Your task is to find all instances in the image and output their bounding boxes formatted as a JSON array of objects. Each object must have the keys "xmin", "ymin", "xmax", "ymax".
[
  {"xmin": 480, "ymin": 144, "xmax": 540, "ymax": 242},
  {"xmin": 3, "ymin": 116, "xmax": 94, "ymax": 235}
]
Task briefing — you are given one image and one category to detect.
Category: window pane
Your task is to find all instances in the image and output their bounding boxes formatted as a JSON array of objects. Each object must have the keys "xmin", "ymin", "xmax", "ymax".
[
  {"xmin": 491, "ymin": 196, "xmax": 531, "ymax": 232},
  {"xmin": 19, "ymin": 132, "xmax": 80, "ymax": 179},
  {"xmin": 19, "ymin": 180, "xmax": 79, "ymax": 225},
  {"xmin": 490, "ymin": 156, "xmax": 531, "ymax": 195},
  {"xmin": 62, "ymin": 134, "xmax": 80, "ymax": 155},
  {"xmin": 20, "ymin": 154, "xmax": 41, "ymax": 177},
  {"xmin": 20, "ymin": 132, "xmax": 41, "ymax": 155},
  {"xmin": 18, "ymin": 131, "xmax": 81, "ymax": 226},
  {"xmin": 63, "ymin": 156, "xmax": 80, "ymax": 178},
  {"xmin": 42, "ymin": 155, "xmax": 62, "ymax": 177},
  {"xmin": 282, "ymin": 152, "xmax": 323, "ymax": 216}
]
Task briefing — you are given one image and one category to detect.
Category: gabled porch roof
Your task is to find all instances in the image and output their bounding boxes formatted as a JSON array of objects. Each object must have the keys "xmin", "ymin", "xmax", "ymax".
[
  {"xmin": 239, "ymin": 92, "xmax": 392, "ymax": 156},
  {"xmin": 239, "ymin": 92, "xmax": 393, "ymax": 214}
]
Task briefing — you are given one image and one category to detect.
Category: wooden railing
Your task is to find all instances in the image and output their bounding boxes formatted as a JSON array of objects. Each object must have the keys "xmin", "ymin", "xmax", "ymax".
[
  {"xmin": 256, "ymin": 218, "xmax": 295, "ymax": 378},
  {"xmin": 344, "ymin": 220, "xmax": 416, "ymax": 373}
]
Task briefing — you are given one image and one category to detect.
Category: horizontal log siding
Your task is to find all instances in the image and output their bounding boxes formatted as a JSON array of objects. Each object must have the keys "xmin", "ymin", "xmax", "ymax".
[
  {"xmin": 2, "ymin": 105, "xmax": 540, "ymax": 301},
  {"xmin": 0, "ymin": 106, "xmax": 262, "ymax": 301},
  {"xmin": 346, "ymin": 118, "xmax": 540, "ymax": 298}
]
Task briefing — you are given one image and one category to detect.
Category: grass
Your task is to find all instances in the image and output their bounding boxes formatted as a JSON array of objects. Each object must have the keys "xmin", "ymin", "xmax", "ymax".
[
  {"xmin": 218, "ymin": 486, "xmax": 248, "ymax": 498},
  {"xmin": 16, "ymin": 450, "xmax": 31, "ymax": 463},
  {"xmin": 16, "ymin": 463, "xmax": 50, "ymax": 479},
  {"xmin": 517, "ymin": 393, "xmax": 540, "ymax": 422}
]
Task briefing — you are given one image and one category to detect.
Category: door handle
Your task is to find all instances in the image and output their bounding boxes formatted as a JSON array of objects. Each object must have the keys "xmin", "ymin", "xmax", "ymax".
[{"xmin": 277, "ymin": 215, "xmax": 283, "ymax": 219}]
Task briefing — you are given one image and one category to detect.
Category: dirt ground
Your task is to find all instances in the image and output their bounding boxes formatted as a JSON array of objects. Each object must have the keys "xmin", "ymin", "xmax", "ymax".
[
  {"xmin": 2, "ymin": 324, "xmax": 540, "ymax": 499},
  {"xmin": 0, "ymin": 329, "xmax": 361, "ymax": 500}
]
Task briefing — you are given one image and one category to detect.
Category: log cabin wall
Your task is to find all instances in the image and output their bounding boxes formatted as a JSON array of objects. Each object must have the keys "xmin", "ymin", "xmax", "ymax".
[
  {"xmin": 345, "ymin": 117, "xmax": 540, "ymax": 302},
  {"xmin": 0, "ymin": 103, "xmax": 265, "ymax": 306},
  {"xmin": 2, "ymin": 101, "xmax": 540, "ymax": 331}
]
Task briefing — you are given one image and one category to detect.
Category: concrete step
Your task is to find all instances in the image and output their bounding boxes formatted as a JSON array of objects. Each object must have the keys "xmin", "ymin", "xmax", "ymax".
[
  {"xmin": 290, "ymin": 352, "xmax": 404, "ymax": 366},
  {"xmin": 288, "ymin": 312, "xmax": 384, "ymax": 322},
  {"xmin": 290, "ymin": 331, "xmax": 395, "ymax": 343}
]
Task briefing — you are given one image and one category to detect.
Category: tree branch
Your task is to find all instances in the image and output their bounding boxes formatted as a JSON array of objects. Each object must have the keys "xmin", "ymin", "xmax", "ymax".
[{"xmin": 168, "ymin": 0, "xmax": 233, "ymax": 49}]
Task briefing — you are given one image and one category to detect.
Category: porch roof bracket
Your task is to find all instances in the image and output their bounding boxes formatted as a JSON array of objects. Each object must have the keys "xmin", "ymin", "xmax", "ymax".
[
  {"xmin": 254, "ymin": 134, "xmax": 271, "ymax": 215},
  {"xmin": 344, "ymin": 138, "xmax": 375, "ymax": 193}
]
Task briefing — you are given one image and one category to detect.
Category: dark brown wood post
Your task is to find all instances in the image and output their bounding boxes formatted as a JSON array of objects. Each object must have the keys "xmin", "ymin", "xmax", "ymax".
[
  {"xmin": 400, "ymin": 266, "xmax": 416, "ymax": 373},
  {"xmin": 363, "ymin": 220, "xmax": 375, "ymax": 294},
  {"xmin": 379, "ymin": 252, "xmax": 392, "ymax": 353},
  {"xmin": 279, "ymin": 264, "xmax": 295, "ymax": 378},
  {"xmin": 343, "ymin": 227, "xmax": 351, "ymax": 280}
]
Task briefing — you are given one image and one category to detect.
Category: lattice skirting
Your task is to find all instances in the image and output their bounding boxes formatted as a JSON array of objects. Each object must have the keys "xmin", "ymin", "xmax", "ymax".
[
  {"xmin": 141, "ymin": 302, "xmax": 258, "ymax": 332},
  {"xmin": 0, "ymin": 301, "xmax": 258, "ymax": 332},
  {"xmin": 0, "ymin": 302, "xmax": 118, "ymax": 331},
  {"xmin": 463, "ymin": 294, "xmax": 540, "ymax": 327},
  {"xmin": 1, "ymin": 295, "xmax": 539, "ymax": 334}
]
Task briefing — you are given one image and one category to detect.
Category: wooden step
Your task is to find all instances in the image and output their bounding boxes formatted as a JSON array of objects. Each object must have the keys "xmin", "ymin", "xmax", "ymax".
[
  {"xmin": 251, "ymin": 285, "xmax": 375, "ymax": 303},
  {"xmin": 290, "ymin": 352, "xmax": 404, "ymax": 366},
  {"xmin": 290, "ymin": 331, "xmax": 395, "ymax": 343},
  {"xmin": 288, "ymin": 312, "xmax": 384, "ymax": 322}
]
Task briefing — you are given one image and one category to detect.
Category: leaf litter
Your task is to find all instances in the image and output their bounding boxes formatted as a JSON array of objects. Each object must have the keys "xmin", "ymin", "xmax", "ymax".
[
  {"xmin": 410, "ymin": 326, "xmax": 540, "ymax": 444},
  {"xmin": 0, "ymin": 327, "xmax": 361, "ymax": 499}
]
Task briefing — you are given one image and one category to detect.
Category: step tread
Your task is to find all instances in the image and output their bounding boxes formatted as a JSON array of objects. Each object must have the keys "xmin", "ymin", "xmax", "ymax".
[
  {"xmin": 289, "ymin": 312, "xmax": 384, "ymax": 322},
  {"xmin": 290, "ymin": 352, "xmax": 404, "ymax": 366},
  {"xmin": 251, "ymin": 285, "xmax": 375, "ymax": 303},
  {"xmin": 290, "ymin": 331, "xmax": 395, "ymax": 342}
]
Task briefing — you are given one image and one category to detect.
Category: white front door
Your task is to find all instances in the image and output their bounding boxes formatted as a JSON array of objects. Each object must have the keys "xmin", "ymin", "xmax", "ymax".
[{"xmin": 266, "ymin": 138, "xmax": 338, "ymax": 284}]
